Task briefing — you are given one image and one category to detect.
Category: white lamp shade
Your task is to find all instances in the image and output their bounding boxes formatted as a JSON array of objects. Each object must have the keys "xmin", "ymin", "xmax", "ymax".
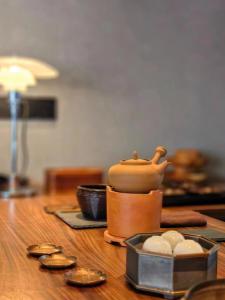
[
  {"xmin": 0, "ymin": 66, "xmax": 36, "ymax": 92},
  {"xmin": 0, "ymin": 56, "xmax": 59, "ymax": 79},
  {"xmin": 0, "ymin": 56, "xmax": 59, "ymax": 92}
]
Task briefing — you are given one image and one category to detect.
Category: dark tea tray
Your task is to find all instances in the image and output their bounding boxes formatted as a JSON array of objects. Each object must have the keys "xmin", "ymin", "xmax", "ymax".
[
  {"xmin": 163, "ymin": 192, "xmax": 225, "ymax": 207},
  {"xmin": 55, "ymin": 211, "xmax": 107, "ymax": 229},
  {"xmin": 180, "ymin": 228, "xmax": 225, "ymax": 242}
]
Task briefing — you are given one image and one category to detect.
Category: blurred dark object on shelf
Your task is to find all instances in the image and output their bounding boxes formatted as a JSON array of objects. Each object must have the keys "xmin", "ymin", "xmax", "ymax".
[
  {"xmin": 162, "ymin": 181, "xmax": 225, "ymax": 197},
  {"xmin": 166, "ymin": 149, "xmax": 208, "ymax": 184},
  {"xmin": 0, "ymin": 173, "xmax": 29, "ymax": 191},
  {"xmin": 169, "ymin": 149, "xmax": 206, "ymax": 168},
  {"xmin": 0, "ymin": 174, "xmax": 8, "ymax": 191},
  {"xmin": 163, "ymin": 148, "xmax": 225, "ymax": 201}
]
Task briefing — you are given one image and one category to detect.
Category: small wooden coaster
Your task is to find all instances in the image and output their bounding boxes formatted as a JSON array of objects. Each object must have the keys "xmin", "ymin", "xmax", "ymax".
[
  {"xmin": 55, "ymin": 211, "xmax": 106, "ymax": 229},
  {"xmin": 104, "ymin": 230, "xmax": 126, "ymax": 247}
]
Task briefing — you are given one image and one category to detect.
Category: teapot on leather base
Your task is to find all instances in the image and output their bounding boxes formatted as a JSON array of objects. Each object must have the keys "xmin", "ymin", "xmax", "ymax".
[
  {"xmin": 104, "ymin": 187, "xmax": 162, "ymax": 245},
  {"xmin": 104, "ymin": 146, "xmax": 169, "ymax": 246}
]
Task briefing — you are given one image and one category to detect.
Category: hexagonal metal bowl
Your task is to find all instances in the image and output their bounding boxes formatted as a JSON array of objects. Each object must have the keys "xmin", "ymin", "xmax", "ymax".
[{"xmin": 125, "ymin": 232, "xmax": 219, "ymax": 299}]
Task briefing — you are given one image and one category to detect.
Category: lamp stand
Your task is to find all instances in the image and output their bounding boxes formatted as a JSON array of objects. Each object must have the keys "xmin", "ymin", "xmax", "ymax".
[{"xmin": 0, "ymin": 91, "xmax": 36, "ymax": 198}]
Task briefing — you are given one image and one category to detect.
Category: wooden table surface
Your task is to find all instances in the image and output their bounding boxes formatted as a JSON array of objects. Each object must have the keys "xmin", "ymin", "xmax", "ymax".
[{"xmin": 1, "ymin": 193, "xmax": 225, "ymax": 300}]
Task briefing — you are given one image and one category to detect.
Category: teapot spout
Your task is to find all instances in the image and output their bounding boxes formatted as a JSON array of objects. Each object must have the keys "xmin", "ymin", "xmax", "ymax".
[{"xmin": 156, "ymin": 160, "xmax": 171, "ymax": 175}]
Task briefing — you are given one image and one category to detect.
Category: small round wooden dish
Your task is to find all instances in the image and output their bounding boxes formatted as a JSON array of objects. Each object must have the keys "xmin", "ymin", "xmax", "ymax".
[
  {"xmin": 65, "ymin": 267, "xmax": 107, "ymax": 287},
  {"xmin": 39, "ymin": 253, "xmax": 77, "ymax": 269},
  {"xmin": 27, "ymin": 243, "xmax": 63, "ymax": 257}
]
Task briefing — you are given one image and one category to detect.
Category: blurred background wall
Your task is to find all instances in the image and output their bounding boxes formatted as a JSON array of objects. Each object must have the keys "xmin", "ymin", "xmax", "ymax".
[{"xmin": 0, "ymin": 0, "xmax": 225, "ymax": 184}]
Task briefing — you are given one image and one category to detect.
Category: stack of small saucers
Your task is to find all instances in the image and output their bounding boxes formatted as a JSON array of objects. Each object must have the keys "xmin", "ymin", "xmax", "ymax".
[{"xmin": 27, "ymin": 243, "xmax": 107, "ymax": 287}]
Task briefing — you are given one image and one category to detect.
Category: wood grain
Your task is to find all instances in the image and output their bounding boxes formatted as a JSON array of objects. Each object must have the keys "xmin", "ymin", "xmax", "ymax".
[{"xmin": 0, "ymin": 193, "xmax": 224, "ymax": 299}]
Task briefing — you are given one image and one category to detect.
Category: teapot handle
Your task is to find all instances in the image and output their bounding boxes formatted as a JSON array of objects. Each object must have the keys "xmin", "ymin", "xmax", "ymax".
[{"xmin": 150, "ymin": 146, "xmax": 167, "ymax": 164}]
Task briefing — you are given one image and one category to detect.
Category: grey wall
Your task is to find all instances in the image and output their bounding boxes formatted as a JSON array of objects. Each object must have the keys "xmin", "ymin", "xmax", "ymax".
[{"xmin": 0, "ymin": 0, "xmax": 225, "ymax": 183}]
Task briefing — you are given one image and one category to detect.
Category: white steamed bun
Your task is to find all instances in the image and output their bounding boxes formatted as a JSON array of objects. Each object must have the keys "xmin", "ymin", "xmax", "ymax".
[
  {"xmin": 161, "ymin": 230, "xmax": 185, "ymax": 250},
  {"xmin": 174, "ymin": 239, "xmax": 204, "ymax": 255},
  {"xmin": 142, "ymin": 236, "xmax": 172, "ymax": 255}
]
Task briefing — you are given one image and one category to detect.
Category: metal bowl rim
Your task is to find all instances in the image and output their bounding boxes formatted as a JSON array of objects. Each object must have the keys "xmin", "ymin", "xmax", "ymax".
[{"xmin": 182, "ymin": 278, "xmax": 225, "ymax": 299}]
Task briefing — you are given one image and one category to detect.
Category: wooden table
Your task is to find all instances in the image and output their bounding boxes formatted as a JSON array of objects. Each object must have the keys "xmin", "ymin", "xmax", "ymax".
[{"xmin": 0, "ymin": 193, "xmax": 225, "ymax": 300}]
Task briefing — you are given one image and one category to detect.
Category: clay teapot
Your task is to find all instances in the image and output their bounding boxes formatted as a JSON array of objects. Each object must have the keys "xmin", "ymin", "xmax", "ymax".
[{"xmin": 108, "ymin": 146, "xmax": 170, "ymax": 194}]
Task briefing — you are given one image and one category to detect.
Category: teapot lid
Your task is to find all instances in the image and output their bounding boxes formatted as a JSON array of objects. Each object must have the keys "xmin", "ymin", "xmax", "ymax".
[{"xmin": 120, "ymin": 151, "xmax": 150, "ymax": 165}]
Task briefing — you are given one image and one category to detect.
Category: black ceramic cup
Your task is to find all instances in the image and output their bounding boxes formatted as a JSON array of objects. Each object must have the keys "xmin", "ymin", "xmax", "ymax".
[{"xmin": 76, "ymin": 184, "xmax": 107, "ymax": 221}]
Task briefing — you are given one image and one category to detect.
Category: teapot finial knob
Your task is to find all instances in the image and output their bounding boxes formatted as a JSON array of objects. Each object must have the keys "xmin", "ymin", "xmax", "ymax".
[{"xmin": 132, "ymin": 151, "xmax": 139, "ymax": 160}]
